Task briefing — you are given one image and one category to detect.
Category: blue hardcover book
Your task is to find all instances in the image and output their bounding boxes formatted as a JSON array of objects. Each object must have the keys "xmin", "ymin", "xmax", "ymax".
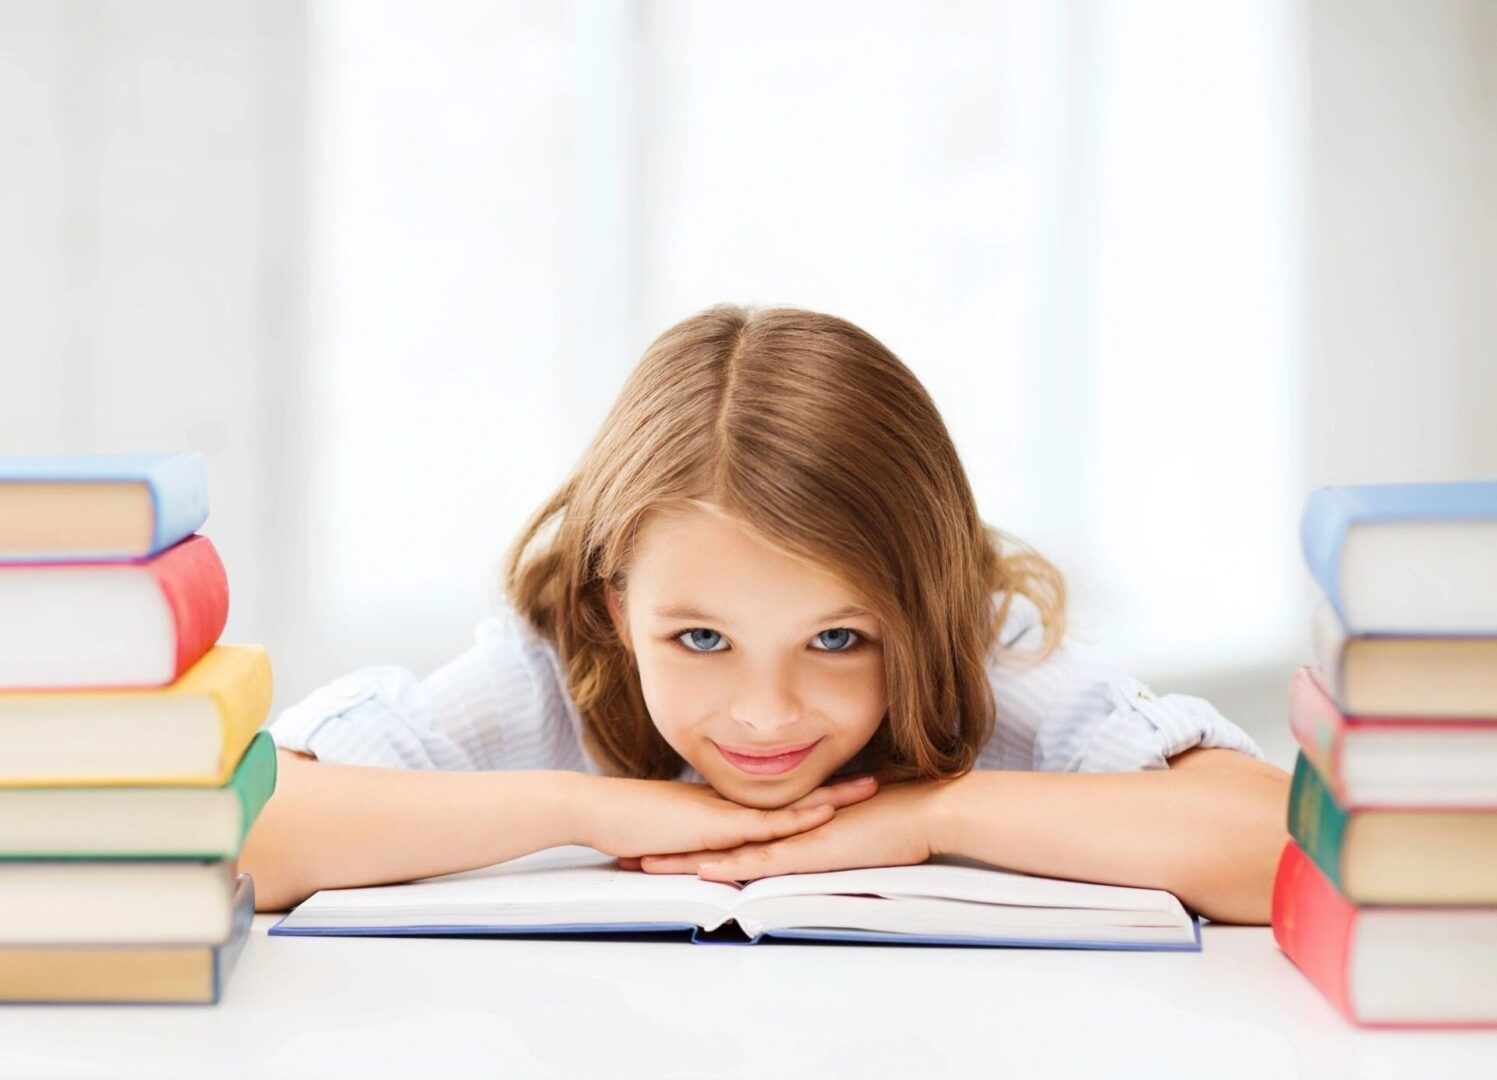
[
  {"xmin": 0, "ymin": 451, "xmax": 209, "ymax": 563},
  {"xmin": 1300, "ymin": 480, "xmax": 1497, "ymax": 635},
  {"xmin": 269, "ymin": 846, "xmax": 1202, "ymax": 952},
  {"xmin": 0, "ymin": 873, "xmax": 253, "ymax": 1005}
]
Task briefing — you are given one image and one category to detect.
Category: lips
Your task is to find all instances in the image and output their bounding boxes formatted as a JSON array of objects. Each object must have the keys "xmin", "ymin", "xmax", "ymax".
[{"xmin": 713, "ymin": 738, "xmax": 823, "ymax": 776}]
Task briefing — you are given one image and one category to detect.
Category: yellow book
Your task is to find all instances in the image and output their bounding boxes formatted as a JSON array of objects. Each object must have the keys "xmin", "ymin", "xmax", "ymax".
[{"xmin": 0, "ymin": 645, "xmax": 271, "ymax": 787}]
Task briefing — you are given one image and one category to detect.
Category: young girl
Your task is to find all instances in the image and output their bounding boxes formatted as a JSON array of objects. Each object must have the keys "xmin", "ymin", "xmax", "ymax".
[{"xmin": 241, "ymin": 304, "xmax": 1291, "ymax": 923}]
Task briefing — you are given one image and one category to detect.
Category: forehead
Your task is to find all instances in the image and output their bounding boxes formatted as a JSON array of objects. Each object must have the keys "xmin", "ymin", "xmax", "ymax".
[{"xmin": 627, "ymin": 504, "xmax": 864, "ymax": 609}]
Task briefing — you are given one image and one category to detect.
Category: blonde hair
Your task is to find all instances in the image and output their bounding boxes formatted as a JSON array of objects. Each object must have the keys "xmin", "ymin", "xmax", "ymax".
[{"xmin": 504, "ymin": 304, "xmax": 1067, "ymax": 781}]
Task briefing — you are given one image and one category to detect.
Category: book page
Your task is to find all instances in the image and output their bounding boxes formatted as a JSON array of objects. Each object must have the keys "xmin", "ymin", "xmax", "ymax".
[
  {"xmin": 285, "ymin": 846, "xmax": 742, "ymax": 929},
  {"xmin": 733, "ymin": 894, "xmax": 1193, "ymax": 944},
  {"xmin": 0, "ymin": 481, "xmax": 151, "ymax": 555},
  {"xmin": 734, "ymin": 855, "xmax": 1181, "ymax": 914}
]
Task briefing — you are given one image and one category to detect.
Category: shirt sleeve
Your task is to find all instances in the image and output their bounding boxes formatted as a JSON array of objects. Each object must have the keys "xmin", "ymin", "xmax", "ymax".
[
  {"xmin": 265, "ymin": 605, "xmax": 596, "ymax": 773},
  {"xmin": 978, "ymin": 593, "xmax": 1267, "ymax": 772}
]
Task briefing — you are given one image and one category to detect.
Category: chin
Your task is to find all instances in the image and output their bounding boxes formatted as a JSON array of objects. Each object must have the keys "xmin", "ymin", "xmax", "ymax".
[{"xmin": 703, "ymin": 770, "xmax": 824, "ymax": 810}]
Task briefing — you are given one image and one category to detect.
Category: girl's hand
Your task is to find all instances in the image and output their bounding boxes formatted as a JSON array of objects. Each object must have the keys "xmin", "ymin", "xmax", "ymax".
[
  {"xmin": 577, "ymin": 773, "xmax": 880, "ymax": 866},
  {"xmin": 630, "ymin": 780, "xmax": 946, "ymax": 882}
]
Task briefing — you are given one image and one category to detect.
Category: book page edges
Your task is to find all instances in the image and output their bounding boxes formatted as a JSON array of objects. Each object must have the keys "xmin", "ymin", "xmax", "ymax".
[{"xmin": 0, "ymin": 482, "xmax": 155, "ymax": 557}]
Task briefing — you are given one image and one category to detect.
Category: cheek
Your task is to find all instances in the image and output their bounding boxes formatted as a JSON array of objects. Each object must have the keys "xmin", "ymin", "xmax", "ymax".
[
  {"xmin": 799, "ymin": 641, "xmax": 885, "ymax": 698},
  {"xmin": 810, "ymin": 665, "xmax": 887, "ymax": 738},
  {"xmin": 632, "ymin": 651, "xmax": 725, "ymax": 735}
]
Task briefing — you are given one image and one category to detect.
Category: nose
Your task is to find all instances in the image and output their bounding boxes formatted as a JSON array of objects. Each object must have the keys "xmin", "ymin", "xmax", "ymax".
[{"xmin": 728, "ymin": 667, "xmax": 804, "ymax": 736}]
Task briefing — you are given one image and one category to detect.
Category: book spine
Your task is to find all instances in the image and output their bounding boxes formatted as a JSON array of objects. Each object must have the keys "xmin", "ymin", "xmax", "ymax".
[
  {"xmin": 211, "ymin": 874, "xmax": 256, "ymax": 1003},
  {"xmin": 1288, "ymin": 754, "xmax": 1351, "ymax": 894},
  {"xmin": 1289, "ymin": 667, "xmax": 1349, "ymax": 800},
  {"xmin": 230, "ymin": 731, "xmax": 279, "ymax": 849},
  {"xmin": 214, "ymin": 648, "xmax": 273, "ymax": 782},
  {"xmin": 1300, "ymin": 487, "xmax": 1357, "ymax": 625},
  {"xmin": 1309, "ymin": 600, "xmax": 1353, "ymax": 714},
  {"xmin": 144, "ymin": 451, "xmax": 210, "ymax": 557},
  {"xmin": 1272, "ymin": 841, "xmax": 1359, "ymax": 1023},
  {"xmin": 149, "ymin": 536, "xmax": 229, "ymax": 680}
]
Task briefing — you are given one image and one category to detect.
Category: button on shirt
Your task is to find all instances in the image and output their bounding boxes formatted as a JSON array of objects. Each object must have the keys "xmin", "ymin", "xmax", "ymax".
[{"xmin": 266, "ymin": 592, "xmax": 1265, "ymax": 776}]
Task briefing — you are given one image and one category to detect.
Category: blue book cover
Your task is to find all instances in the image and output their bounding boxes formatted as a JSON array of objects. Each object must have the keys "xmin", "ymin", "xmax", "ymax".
[
  {"xmin": 1301, "ymin": 480, "xmax": 1497, "ymax": 630},
  {"xmin": 207, "ymin": 873, "xmax": 256, "ymax": 1003},
  {"xmin": 267, "ymin": 916, "xmax": 1203, "ymax": 952},
  {"xmin": 0, "ymin": 450, "xmax": 208, "ymax": 563}
]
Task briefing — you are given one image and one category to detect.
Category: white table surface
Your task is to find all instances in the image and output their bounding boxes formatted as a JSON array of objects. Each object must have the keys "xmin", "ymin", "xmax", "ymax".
[{"xmin": 1, "ymin": 917, "xmax": 1494, "ymax": 1079}]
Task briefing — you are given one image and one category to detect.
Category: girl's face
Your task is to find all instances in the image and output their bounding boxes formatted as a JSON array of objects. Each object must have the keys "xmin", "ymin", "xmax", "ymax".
[{"xmin": 606, "ymin": 503, "xmax": 888, "ymax": 809}]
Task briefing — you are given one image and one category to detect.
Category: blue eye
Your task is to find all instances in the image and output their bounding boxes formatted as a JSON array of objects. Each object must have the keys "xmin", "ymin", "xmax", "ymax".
[
  {"xmin": 676, "ymin": 628, "xmax": 727, "ymax": 653},
  {"xmin": 811, "ymin": 628, "xmax": 860, "ymax": 652},
  {"xmin": 671, "ymin": 628, "xmax": 864, "ymax": 655}
]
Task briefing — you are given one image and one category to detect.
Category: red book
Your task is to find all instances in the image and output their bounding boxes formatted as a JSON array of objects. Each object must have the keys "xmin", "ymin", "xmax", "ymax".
[
  {"xmin": 0, "ymin": 534, "xmax": 228, "ymax": 690},
  {"xmin": 1272, "ymin": 841, "xmax": 1497, "ymax": 1028},
  {"xmin": 1288, "ymin": 666, "xmax": 1497, "ymax": 809}
]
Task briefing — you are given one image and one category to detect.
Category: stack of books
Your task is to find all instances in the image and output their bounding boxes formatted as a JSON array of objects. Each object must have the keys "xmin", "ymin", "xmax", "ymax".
[
  {"xmin": 1273, "ymin": 479, "xmax": 1497, "ymax": 1029},
  {"xmin": 0, "ymin": 452, "xmax": 275, "ymax": 1005}
]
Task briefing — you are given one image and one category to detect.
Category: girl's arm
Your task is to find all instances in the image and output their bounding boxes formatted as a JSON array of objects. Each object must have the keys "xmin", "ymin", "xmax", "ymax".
[
  {"xmin": 240, "ymin": 750, "xmax": 571, "ymax": 911},
  {"xmin": 929, "ymin": 747, "xmax": 1292, "ymax": 924},
  {"xmin": 239, "ymin": 748, "xmax": 879, "ymax": 911},
  {"xmin": 636, "ymin": 748, "xmax": 1292, "ymax": 925}
]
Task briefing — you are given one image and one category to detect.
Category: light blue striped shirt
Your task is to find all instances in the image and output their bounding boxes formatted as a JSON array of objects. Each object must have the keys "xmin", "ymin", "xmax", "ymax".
[{"xmin": 267, "ymin": 592, "xmax": 1265, "ymax": 776}]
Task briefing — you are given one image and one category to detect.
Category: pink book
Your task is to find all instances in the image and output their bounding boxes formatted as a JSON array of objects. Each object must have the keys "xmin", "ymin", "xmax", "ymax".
[
  {"xmin": 1288, "ymin": 666, "xmax": 1497, "ymax": 809},
  {"xmin": 0, "ymin": 535, "xmax": 228, "ymax": 690}
]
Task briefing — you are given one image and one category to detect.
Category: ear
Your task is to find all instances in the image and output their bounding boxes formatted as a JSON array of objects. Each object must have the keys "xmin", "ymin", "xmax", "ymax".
[{"xmin": 604, "ymin": 580, "xmax": 632, "ymax": 652}]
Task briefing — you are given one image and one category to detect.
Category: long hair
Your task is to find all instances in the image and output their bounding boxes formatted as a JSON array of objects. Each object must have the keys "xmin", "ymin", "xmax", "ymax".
[{"xmin": 503, "ymin": 304, "xmax": 1067, "ymax": 780}]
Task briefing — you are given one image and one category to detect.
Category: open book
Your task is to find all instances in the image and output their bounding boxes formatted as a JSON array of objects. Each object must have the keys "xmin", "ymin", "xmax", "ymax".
[{"xmin": 269, "ymin": 846, "xmax": 1201, "ymax": 951}]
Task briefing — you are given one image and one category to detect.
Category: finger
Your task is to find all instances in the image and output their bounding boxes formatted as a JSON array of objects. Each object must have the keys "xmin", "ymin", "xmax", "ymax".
[
  {"xmin": 638, "ymin": 850, "xmax": 721, "ymax": 875},
  {"xmin": 616, "ymin": 856, "xmax": 644, "ymax": 872},
  {"xmin": 785, "ymin": 774, "xmax": 879, "ymax": 811},
  {"xmin": 733, "ymin": 801, "xmax": 835, "ymax": 845},
  {"xmin": 697, "ymin": 834, "xmax": 827, "ymax": 883}
]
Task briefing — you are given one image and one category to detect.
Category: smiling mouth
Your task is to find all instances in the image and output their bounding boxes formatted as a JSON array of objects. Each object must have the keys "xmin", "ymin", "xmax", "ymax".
[{"xmin": 713, "ymin": 738, "xmax": 823, "ymax": 776}]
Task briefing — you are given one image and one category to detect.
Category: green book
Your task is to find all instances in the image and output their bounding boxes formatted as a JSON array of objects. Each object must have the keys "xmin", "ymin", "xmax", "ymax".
[
  {"xmin": 1288, "ymin": 752, "xmax": 1349, "ymax": 891},
  {"xmin": 0, "ymin": 730, "xmax": 277, "ymax": 860},
  {"xmin": 1289, "ymin": 750, "xmax": 1497, "ymax": 904}
]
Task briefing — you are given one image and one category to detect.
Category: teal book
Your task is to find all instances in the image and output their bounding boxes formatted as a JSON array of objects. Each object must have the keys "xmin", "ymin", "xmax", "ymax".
[
  {"xmin": 0, "ymin": 450, "xmax": 209, "ymax": 563},
  {"xmin": 1288, "ymin": 751, "xmax": 1497, "ymax": 905},
  {"xmin": 0, "ymin": 730, "xmax": 277, "ymax": 860},
  {"xmin": 1287, "ymin": 753, "xmax": 1350, "ymax": 894}
]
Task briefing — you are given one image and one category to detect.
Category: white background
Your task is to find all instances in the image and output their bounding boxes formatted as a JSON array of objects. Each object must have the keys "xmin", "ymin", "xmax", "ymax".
[{"xmin": 2, "ymin": 0, "xmax": 1495, "ymax": 765}]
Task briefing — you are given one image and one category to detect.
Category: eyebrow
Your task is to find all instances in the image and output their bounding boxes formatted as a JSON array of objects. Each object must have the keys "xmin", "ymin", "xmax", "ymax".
[{"xmin": 650, "ymin": 604, "xmax": 874, "ymax": 625}]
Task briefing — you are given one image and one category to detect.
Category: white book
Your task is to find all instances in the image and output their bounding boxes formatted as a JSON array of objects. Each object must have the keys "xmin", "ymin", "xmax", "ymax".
[
  {"xmin": 270, "ymin": 846, "xmax": 1200, "ymax": 951},
  {"xmin": 0, "ymin": 861, "xmax": 238, "ymax": 945}
]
